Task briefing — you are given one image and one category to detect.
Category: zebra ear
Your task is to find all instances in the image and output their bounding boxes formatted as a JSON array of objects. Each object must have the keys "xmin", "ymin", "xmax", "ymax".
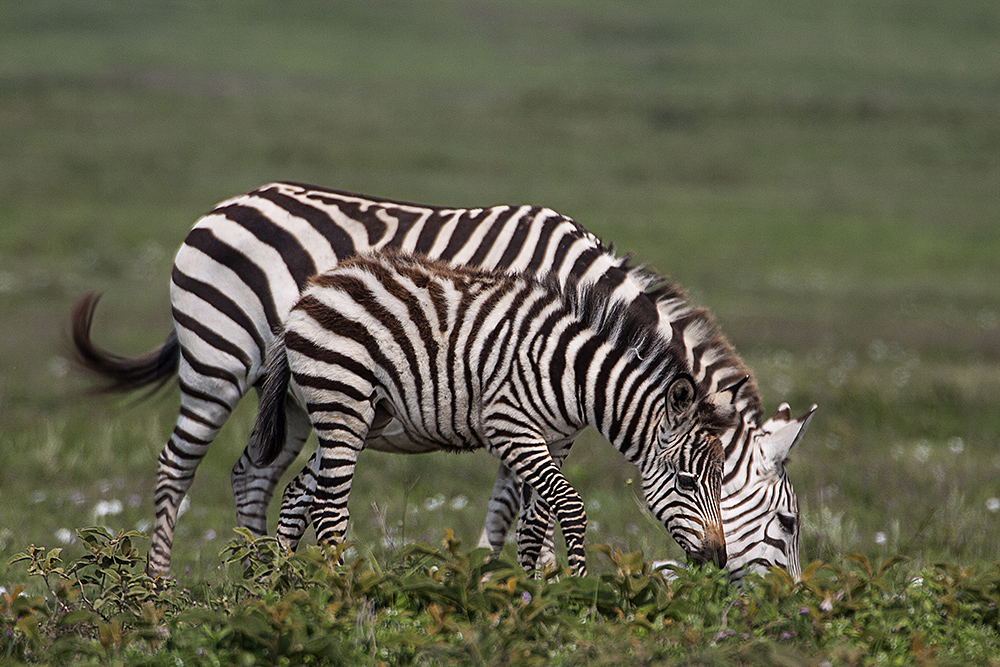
[
  {"xmin": 759, "ymin": 403, "xmax": 817, "ymax": 468},
  {"xmin": 663, "ymin": 373, "xmax": 697, "ymax": 430}
]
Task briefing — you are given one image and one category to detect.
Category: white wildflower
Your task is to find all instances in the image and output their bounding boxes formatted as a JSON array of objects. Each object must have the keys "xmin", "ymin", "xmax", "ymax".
[
  {"xmin": 874, "ymin": 531, "xmax": 887, "ymax": 545},
  {"xmin": 449, "ymin": 495, "xmax": 468, "ymax": 510},
  {"xmin": 948, "ymin": 437, "xmax": 964, "ymax": 455},
  {"xmin": 93, "ymin": 499, "xmax": 123, "ymax": 519},
  {"xmin": 48, "ymin": 357, "xmax": 70, "ymax": 378},
  {"xmin": 986, "ymin": 498, "xmax": 1000, "ymax": 513},
  {"xmin": 55, "ymin": 528, "xmax": 74, "ymax": 544}
]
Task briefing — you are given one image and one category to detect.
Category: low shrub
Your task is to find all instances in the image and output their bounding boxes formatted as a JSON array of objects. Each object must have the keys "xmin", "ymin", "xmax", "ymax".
[{"xmin": 3, "ymin": 528, "xmax": 999, "ymax": 666}]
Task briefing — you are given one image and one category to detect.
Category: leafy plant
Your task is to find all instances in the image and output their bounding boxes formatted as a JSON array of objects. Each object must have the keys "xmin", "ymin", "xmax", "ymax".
[{"xmin": 5, "ymin": 528, "xmax": 1000, "ymax": 665}]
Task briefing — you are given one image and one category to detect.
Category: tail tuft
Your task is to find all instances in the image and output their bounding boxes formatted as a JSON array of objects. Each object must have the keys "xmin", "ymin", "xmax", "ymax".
[
  {"xmin": 70, "ymin": 292, "xmax": 179, "ymax": 395},
  {"xmin": 249, "ymin": 334, "xmax": 291, "ymax": 466}
]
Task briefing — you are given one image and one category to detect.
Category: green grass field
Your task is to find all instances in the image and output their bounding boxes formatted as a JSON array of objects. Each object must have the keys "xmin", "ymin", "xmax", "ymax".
[{"xmin": 1, "ymin": 1, "xmax": 999, "ymax": 663}]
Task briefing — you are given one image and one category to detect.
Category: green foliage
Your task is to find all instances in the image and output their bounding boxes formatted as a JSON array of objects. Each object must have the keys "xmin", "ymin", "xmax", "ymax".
[
  {"xmin": 3, "ymin": 530, "xmax": 1000, "ymax": 665},
  {"xmin": 3, "ymin": 528, "xmax": 188, "ymax": 663}
]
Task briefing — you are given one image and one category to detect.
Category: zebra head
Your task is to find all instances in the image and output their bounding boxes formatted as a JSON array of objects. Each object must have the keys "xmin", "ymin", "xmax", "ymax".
[
  {"xmin": 722, "ymin": 402, "xmax": 816, "ymax": 581},
  {"xmin": 640, "ymin": 374, "xmax": 729, "ymax": 569}
]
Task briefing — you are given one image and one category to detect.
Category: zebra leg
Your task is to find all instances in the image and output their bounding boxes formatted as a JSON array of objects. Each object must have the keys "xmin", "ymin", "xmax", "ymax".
[
  {"xmin": 280, "ymin": 382, "xmax": 374, "ymax": 550},
  {"xmin": 515, "ymin": 484, "xmax": 552, "ymax": 571},
  {"xmin": 480, "ymin": 440, "xmax": 574, "ymax": 567},
  {"xmin": 271, "ymin": 405, "xmax": 403, "ymax": 551},
  {"xmin": 307, "ymin": 436, "xmax": 364, "ymax": 547},
  {"xmin": 487, "ymin": 438, "xmax": 588, "ymax": 576},
  {"xmin": 515, "ymin": 439, "xmax": 573, "ymax": 570},
  {"xmin": 231, "ymin": 392, "xmax": 313, "ymax": 537},
  {"xmin": 275, "ymin": 450, "xmax": 321, "ymax": 552},
  {"xmin": 148, "ymin": 364, "xmax": 242, "ymax": 578},
  {"xmin": 476, "ymin": 463, "xmax": 520, "ymax": 551}
]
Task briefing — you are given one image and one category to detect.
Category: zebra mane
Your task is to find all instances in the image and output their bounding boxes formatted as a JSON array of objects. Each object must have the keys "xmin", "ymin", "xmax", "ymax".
[
  {"xmin": 638, "ymin": 265, "xmax": 763, "ymax": 423},
  {"xmin": 565, "ymin": 261, "xmax": 763, "ymax": 429}
]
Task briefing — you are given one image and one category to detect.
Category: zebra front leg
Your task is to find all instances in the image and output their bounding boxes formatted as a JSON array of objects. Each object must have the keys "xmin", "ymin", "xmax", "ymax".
[
  {"xmin": 477, "ymin": 463, "xmax": 520, "ymax": 552},
  {"xmin": 480, "ymin": 439, "xmax": 574, "ymax": 566},
  {"xmin": 488, "ymin": 438, "xmax": 588, "ymax": 576},
  {"xmin": 515, "ymin": 484, "xmax": 553, "ymax": 571},
  {"xmin": 232, "ymin": 393, "xmax": 313, "ymax": 537},
  {"xmin": 515, "ymin": 439, "xmax": 572, "ymax": 568}
]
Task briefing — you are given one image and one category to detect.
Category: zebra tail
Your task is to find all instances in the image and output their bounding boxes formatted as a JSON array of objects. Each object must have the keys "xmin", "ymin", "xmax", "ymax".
[
  {"xmin": 70, "ymin": 292, "xmax": 179, "ymax": 396},
  {"xmin": 248, "ymin": 333, "xmax": 290, "ymax": 467}
]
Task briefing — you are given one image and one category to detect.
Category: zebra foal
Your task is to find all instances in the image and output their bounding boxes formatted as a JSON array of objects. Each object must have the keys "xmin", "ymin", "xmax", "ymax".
[{"xmin": 249, "ymin": 251, "xmax": 734, "ymax": 575}]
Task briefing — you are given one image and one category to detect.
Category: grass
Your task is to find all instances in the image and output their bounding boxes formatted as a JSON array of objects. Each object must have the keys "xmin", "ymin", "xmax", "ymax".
[{"xmin": 1, "ymin": 0, "xmax": 999, "ymax": 662}]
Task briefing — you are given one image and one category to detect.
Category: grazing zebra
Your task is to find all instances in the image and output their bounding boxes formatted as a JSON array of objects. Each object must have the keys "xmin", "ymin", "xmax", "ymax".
[
  {"xmin": 475, "ymin": 397, "xmax": 815, "ymax": 579},
  {"xmin": 71, "ymin": 181, "xmax": 808, "ymax": 578},
  {"xmin": 472, "ymin": 283, "xmax": 817, "ymax": 579},
  {"xmin": 248, "ymin": 251, "xmax": 734, "ymax": 575}
]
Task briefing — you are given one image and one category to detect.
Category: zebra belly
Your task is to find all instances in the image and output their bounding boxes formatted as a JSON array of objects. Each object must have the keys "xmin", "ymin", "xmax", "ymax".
[{"xmin": 364, "ymin": 418, "xmax": 442, "ymax": 455}]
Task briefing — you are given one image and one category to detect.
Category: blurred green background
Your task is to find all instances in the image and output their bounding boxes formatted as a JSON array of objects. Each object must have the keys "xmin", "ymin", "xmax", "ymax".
[{"xmin": 1, "ymin": 0, "xmax": 998, "ymax": 583}]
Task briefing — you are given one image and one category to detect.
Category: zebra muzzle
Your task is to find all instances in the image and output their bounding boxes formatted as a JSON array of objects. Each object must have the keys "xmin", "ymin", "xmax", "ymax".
[{"xmin": 690, "ymin": 527, "xmax": 727, "ymax": 569}]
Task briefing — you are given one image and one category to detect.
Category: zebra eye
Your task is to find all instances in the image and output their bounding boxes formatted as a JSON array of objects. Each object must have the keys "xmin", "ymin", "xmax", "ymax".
[
  {"xmin": 777, "ymin": 513, "xmax": 797, "ymax": 534},
  {"xmin": 676, "ymin": 473, "xmax": 697, "ymax": 491}
]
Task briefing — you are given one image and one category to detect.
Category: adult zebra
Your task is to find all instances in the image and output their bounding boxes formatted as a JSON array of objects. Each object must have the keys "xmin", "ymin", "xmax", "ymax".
[
  {"xmin": 477, "ymin": 396, "xmax": 815, "ymax": 580},
  {"xmin": 248, "ymin": 251, "xmax": 732, "ymax": 575},
  {"xmin": 71, "ymin": 181, "xmax": 811, "ymax": 578}
]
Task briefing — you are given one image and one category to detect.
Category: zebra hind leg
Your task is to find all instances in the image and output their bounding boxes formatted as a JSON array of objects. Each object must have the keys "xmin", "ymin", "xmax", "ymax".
[
  {"xmin": 148, "ymin": 390, "xmax": 236, "ymax": 578},
  {"xmin": 275, "ymin": 451, "xmax": 321, "ymax": 552},
  {"xmin": 231, "ymin": 393, "xmax": 313, "ymax": 538}
]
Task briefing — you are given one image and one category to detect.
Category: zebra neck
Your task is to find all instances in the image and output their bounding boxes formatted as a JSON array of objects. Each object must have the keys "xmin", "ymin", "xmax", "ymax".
[{"xmin": 585, "ymin": 354, "xmax": 664, "ymax": 469}]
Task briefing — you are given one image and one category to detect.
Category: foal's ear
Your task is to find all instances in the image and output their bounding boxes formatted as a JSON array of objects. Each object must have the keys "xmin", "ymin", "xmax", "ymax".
[{"xmin": 664, "ymin": 373, "xmax": 697, "ymax": 428}]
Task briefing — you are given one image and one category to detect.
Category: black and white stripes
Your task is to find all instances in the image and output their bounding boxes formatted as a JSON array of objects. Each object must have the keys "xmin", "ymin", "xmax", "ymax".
[
  {"xmin": 70, "ymin": 181, "xmax": 812, "ymax": 579},
  {"xmin": 249, "ymin": 252, "xmax": 730, "ymax": 575}
]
